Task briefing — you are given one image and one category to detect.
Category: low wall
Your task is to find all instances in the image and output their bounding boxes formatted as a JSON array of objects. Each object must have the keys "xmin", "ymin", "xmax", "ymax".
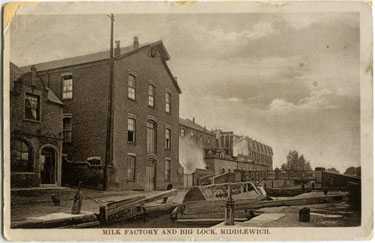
[
  {"xmin": 62, "ymin": 159, "xmax": 103, "ymax": 190},
  {"xmin": 322, "ymin": 171, "xmax": 360, "ymax": 189}
]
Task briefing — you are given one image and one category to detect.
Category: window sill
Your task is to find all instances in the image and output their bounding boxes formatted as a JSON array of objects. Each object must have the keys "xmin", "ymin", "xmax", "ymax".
[
  {"xmin": 23, "ymin": 118, "xmax": 41, "ymax": 123},
  {"xmin": 126, "ymin": 180, "xmax": 135, "ymax": 182},
  {"xmin": 128, "ymin": 141, "xmax": 136, "ymax": 145},
  {"xmin": 128, "ymin": 98, "xmax": 136, "ymax": 102},
  {"xmin": 12, "ymin": 172, "xmax": 35, "ymax": 175}
]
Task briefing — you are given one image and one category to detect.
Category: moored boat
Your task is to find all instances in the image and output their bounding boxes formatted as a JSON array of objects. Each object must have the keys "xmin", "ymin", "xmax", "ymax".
[{"xmin": 171, "ymin": 181, "xmax": 267, "ymax": 222}]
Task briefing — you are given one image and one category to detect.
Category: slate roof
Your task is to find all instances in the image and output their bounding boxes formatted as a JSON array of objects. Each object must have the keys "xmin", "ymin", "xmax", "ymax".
[
  {"xmin": 20, "ymin": 40, "xmax": 181, "ymax": 93},
  {"xmin": 179, "ymin": 118, "xmax": 214, "ymax": 135},
  {"xmin": 10, "ymin": 63, "xmax": 63, "ymax": 106}
]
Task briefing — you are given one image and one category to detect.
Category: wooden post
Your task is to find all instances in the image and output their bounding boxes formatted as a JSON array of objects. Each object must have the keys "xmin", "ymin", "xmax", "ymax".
[
  {"xmin": 99, "ymin": 206, "xmax": 108, "ymax": 225},
  {"xmin": 225, "ymin": 185, "xmax": 234, "ymax": 225},
  {"xmin": 104, "ymin": 13, "xmax": 115, "ymax": 191}
]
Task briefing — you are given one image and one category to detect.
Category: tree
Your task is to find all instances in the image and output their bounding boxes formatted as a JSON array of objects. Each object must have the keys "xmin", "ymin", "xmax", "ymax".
[
  {"xmin": 344, "ymin": 166, "xmax": 361, "ymax": 177},
  {"xmin": 327, "ymin": 167, "xmax": 339, "ymax": 173},
  {"xmin": 281, "ymin": 150, "xmax": 313, "ymax": 171}
]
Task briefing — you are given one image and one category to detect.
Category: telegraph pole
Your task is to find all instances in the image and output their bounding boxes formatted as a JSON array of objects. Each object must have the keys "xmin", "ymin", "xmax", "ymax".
[{"xmin": 104, "ymin": 13, "xmax": 114, "ymax": 191}]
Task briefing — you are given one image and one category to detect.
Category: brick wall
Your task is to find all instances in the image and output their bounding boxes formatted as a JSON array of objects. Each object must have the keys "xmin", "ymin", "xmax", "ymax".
[
  {"xmin": 10, "ymin": 71, "xmax": 63, "ymax": 187},
  {"xmin": 39, "ymin": 61, "xmax": 110, "ymax": 164},
  {"xmin": 111, "ymin": 47, "xmax": 180, "ymax": 191}
]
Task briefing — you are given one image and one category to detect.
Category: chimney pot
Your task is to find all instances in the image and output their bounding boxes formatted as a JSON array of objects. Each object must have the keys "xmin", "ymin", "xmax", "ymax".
[
  {"xmin": 114, "ymin": 40, "xmax": 121, "ymax": 57},
  {"xmin": 133, "ymin": 36, "xmax": 139, "ymax": 49},
  {"xmin": 192, "ymin": 117, "xmax": 195, "ymax": 123}
]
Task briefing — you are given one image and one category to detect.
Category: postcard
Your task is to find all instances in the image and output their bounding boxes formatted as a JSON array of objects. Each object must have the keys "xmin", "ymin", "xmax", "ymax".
[{"xmin": 3, "ymin": 1, "xmax": 373, "ymax": 241}]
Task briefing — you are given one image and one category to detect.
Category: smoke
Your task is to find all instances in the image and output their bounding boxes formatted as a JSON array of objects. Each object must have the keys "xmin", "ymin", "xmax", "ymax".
[
  {"xmin": 179, "ymin": 136, "xmax": 206, "ymax": 174},
  {"xmin": 233, "ymin": 136, "xmax": 249, "ymax": 156}
]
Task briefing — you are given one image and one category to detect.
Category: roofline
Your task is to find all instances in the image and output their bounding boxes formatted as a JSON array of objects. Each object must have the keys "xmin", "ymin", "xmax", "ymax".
[
  {"xmin": 180, "ymin": 123, "xmax": 215, "ymax": 136},
  {"xmin": 115, "ymin": 41, "xmax": 181, "ymax": 93}
]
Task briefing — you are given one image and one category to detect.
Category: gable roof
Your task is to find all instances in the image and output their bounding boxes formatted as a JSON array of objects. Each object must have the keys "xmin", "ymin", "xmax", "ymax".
[
  {"xmin": 20, "ymin": 40, "xmax": 181, "ymax": 93},
  {"xmin": 10, "ymin": 64, "xmax": 63, "ymax": 106}
]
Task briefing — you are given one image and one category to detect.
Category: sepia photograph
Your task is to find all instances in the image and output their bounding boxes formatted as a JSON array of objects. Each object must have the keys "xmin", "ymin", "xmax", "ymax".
[{"xmin": 2, "ymin": 1, "xmax": 373, "ymax": 241}]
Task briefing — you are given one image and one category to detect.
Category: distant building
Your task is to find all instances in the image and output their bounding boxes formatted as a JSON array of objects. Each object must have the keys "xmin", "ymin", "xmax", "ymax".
[
  {"xmin": 178, "ymin": 118, "xmax": 273, "ymax": 179},
  {"xmin": 179, "ymin": 117, "xmax": 218, "ymax": 151},
  {"xmin": 220, "ymin": 132, "xmax": 273, "ymax": 170},
  {"xmin": 10, "ymin": 63, "xmax": 64, "ymax": 188},
  {"xmin": 20, "ymin": 37, "xmax": 182, "ymax": 191}
]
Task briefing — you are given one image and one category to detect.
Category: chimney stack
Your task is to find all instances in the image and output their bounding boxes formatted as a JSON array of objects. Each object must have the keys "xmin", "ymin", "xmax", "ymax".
[
  {"xmin": 114, "ymin": 40, "xmax": 121, "ymax": 57},
  {"xmin": 133, "ymin": 36, "xmax": 139, "ymax": 49},
  {"xmin": 192, "ymin": 117, "xmax": 195, "ymax": 123},
  {"xmin": 31, "ymin": 66, "xmax": 36, "ymax": 86}
]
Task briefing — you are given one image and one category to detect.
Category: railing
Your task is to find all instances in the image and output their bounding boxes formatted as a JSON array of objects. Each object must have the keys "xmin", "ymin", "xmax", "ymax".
[{"xmin": 240, "ymin": 170, "xmax": 316, "ymax": 181}]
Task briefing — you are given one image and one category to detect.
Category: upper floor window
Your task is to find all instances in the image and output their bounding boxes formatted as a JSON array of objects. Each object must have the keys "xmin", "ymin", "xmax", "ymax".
[
  {"xmin": 25, "ymin": 94, "xmax": 40, "ymax": 121},
  {"xmin": 147, "ymin": 121, "xmax": 157, "ymax": 154},
  {"xmin": 148, "ymin": 84, "xmax": 155, "ymax": 107},
  {"xmin": 63, "ymin": 114, "xmax": 72, "ymax": 143},
  {"xmin": 199, "ymin": 135, "xmax": 203, "ymax": 144},
  {"xmin": 180, "ymin": 128, "xmax": 185, "ymax": 137},
  {"xmin": 11, "ymin": 139, "xmax": 33, "ymax": 172},
  {"xmin": 128, "ymin": 118, "xmax": 136, "ymax": 143},
  {"xmin": 208, "ymin": 137, "xmax": 211, "ymax": 144},
  {"xmin": 165, "ymin": 92, "xmax": 171, "ymax": 113},
  {"xmin": 191, "ymin": 132, "xmax": 194, "ymax": 139},
  {"xmin": 165, "ymin": 128, "xmax": 171, "ymax": 149},
  {"xmin": 128, "ymin": 74, "xmax": 136, "ymax": 100},
  {"xmin": 127, "ymin": 155, "xmax": 136, "ymax": 181},
  {"xmin": 62, "ymin": 75, "xmax": 73, "ymax": 99}
]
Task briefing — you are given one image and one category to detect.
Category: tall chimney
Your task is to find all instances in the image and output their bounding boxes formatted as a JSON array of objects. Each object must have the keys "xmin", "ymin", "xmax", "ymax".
[
  {"xmin": 114, "ymin": 40, "xmax": 121, "ymax": 57},
  {"xmin": 192, "ymin": 117, "xmax": 195, "ymax": 123},
  {"xmin": 31, "ymin": 66, "xmax": 36, "ymax": 86},
  {"xmin": 133, "ymin": 36, "xmax": 139, "ymax": 49}
]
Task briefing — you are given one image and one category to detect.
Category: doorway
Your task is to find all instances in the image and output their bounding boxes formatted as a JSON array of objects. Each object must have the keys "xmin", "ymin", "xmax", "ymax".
[
  {"xmin": 41, "ymin": 147, "xmax": 57, "ymax": 185},
  {"xmin": 145, "ymin": 159, "xmax": 156, "ymax": 191}
]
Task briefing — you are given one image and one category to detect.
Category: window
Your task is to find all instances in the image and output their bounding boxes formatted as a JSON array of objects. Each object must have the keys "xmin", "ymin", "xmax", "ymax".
[
  {"xmin": 128, "ymin": 118, "xmax": 136, "ymax": 143},
  {"xmin": 127, "ymin": 155, "xmax": 136, "ymax": 181},
  {"xmin": 180, "ymin": 128, "xmax": 185, "ymax": 137},
  {"xmin": 11, "ymin": 139, "xmax": 33, "ymax": 172},
  {"xmin": 63, "ymin": 114, "xmax": 72, "ymax": 143},
  {"xmin": 128, "ymin": 74, "xmax": 136, "ymax": 100},
  {"xmin": 199, "ymin": 135, "xmax": 203, "ymax": 144},
  {"xmin": 148, "ymin": 84, "xmax": 155, "ymax": 107},
  {"xmin": 147, "ymin": 121, "xmax": 156, "ymax": 154},
  {"xmin": 208, "ymin": 137, "xmax": 211, "ymax": 144},
  {"xmin": 165, "ymin": 128, "xmax": 171, "ymax": 149},
  {"xmin": 25, "ymin": 94, "xmax": 40, "ymax": 120},
  {"xmin": 165, "ymin": 159, "xmax": 171, "ymax": 181},
  {"xmin": 62, "ymin": 75, "xmax": 73, "ymax": 99},
  {"xmin": 165, "ymin": 92, "xmax": 171, "ymax": 113},
  {"xmin": 191, "ymin": 132, "xmax": 194, "ymax": 139}
]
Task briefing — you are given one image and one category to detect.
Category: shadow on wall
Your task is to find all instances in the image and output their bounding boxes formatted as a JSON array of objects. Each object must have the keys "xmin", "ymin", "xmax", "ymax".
[{"xmin": 179, "ymin": 136, "xmax": 206, "ymax": 174}]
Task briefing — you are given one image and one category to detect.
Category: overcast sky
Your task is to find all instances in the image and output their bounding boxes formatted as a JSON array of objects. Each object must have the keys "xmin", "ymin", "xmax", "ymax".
[{"xmin": 10, "ymin": 13, "xmax": 360, "ymax": 172}]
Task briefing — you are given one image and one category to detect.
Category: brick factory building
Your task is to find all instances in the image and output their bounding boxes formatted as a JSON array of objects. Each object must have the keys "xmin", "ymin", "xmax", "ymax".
[
  {"xmin": 10, "ymin": 63, "xmax": 64, "ymax": 188},
  {"xmin": 178, "ymin": 118, "xmax": 273, "ymax": 188},
  {"xmin": 19, "ymin": 38, "xmax": 182, "ymax": 191},
  {"xmin": 219, "ymin": 132, "xmax": 273, "ymax": 171},
  {"xmin": 179, "ymin": 117, "xmax": 218, "ymax": 152}
]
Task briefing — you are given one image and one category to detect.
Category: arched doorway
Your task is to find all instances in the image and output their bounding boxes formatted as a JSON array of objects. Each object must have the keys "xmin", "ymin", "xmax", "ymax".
[{"xmin": 41, "ymin": 147, "xmax": 57, "ymax": 185}]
